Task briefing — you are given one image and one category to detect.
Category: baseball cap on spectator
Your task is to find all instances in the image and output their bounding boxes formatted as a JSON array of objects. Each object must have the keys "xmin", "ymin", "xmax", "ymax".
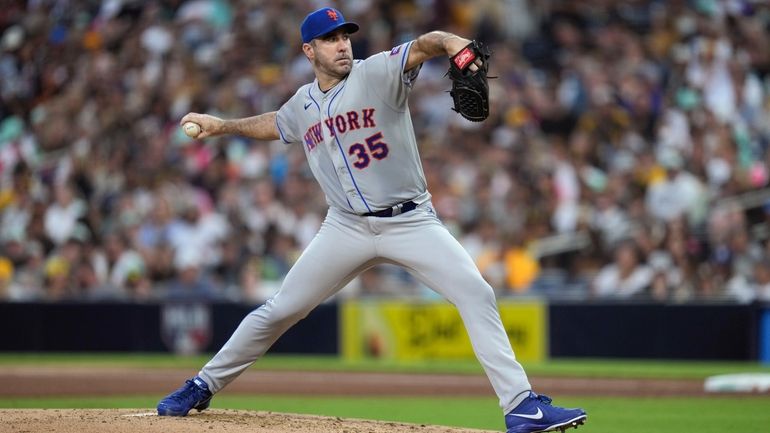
[{"xmin": 300, "ymin": 7, "xmax": 359, "ymax": 43}]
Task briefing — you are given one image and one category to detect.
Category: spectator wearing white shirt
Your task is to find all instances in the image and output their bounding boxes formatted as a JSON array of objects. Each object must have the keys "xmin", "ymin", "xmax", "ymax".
[
  {"xmin": 43, "ymin": 183, "xmax": 87, "ymax": 246},
  {"xmin": 592, "ymin": 240, "xmax": 654, "ymax": 299},
  {"xmin": 645, "ymin": 149, "xmax": 707, "ymax": 226},
  {"xmin": 726, "ymin": 258, "xmax": 770, "ymax": 303}
]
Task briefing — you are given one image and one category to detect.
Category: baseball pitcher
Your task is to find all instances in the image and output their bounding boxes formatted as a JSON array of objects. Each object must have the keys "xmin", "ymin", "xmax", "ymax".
[{"xmin": 158, "ymin": 7, "xmax": 587, "ymax": 433}]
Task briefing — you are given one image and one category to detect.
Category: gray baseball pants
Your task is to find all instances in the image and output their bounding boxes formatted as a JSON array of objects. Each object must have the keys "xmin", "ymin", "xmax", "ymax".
[{"xmin": 198, "ymin": 202, "xmax": 532, "ymax": 413}]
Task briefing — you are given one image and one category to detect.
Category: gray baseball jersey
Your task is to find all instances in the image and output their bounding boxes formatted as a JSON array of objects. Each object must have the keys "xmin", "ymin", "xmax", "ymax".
[
  {"xmin": 196, "ymin": 41, "xmax": 532, "ymax": 414},
  {"xmin": 275, "ymin": 41, "xmax": 430, "ymax": 214}
]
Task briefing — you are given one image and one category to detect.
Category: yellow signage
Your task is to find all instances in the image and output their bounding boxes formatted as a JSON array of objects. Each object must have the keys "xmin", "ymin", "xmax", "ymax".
[{"xmin": 341, "ymin": 300, "xmax": 546, "ymax": 362}]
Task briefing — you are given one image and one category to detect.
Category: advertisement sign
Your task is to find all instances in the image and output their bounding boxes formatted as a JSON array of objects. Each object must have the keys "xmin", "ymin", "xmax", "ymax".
[
  {"xmin": 341, "ymin": 300, "xmax": 546, "ymax": 362},
  {"xmin": 161, "ymin": 303, "xmax": 212, "ymax": 355}
]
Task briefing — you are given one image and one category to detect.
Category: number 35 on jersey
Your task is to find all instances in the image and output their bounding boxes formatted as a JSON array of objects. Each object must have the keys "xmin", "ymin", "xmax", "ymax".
[{"xmin": 302, "ymin": 107, "xmax": 390, "ymax": 170}]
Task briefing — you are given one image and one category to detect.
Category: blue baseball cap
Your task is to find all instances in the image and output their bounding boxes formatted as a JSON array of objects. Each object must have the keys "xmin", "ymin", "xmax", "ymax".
[{"xmin": 300, "ymin": 7, "xmax": 359, "ymax": 44}]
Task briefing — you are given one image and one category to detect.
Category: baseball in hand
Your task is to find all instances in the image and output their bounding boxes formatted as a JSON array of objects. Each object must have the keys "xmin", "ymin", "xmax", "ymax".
[{"xmin": 183, "ymin": 122, "xmax": 202, "ymax": 138}]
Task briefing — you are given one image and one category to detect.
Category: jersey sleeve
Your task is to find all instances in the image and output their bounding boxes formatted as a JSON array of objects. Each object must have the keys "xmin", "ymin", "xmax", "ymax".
[
  {"xmin": 362, "ymin": 40, "xmax": 422, "ymax": 110},
  {"xmin": 275, "ymin": 90, "xmax": 303, "ymax": 144}
]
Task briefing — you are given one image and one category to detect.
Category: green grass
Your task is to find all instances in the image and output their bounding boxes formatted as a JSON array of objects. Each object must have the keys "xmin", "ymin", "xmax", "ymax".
[
  {"xmin": 0, "ymin": 395, "xmax": 768, "ymax": 432},
  {"xmin": 3, "ymin": 352, "xmax": 769, "ymax": 431},
  {"xmin": 522, "ymin": 358, "xmax": 770, "ymax": 379},
  {"xmin": 2, "ymin": 353, "xmax": 770, "ymax": 379}
]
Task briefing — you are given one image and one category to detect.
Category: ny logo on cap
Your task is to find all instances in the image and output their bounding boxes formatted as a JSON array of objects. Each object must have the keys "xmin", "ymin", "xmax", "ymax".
[{"xmin": 327, "ymin": 9, "xmax": 339, "ymax": 20}]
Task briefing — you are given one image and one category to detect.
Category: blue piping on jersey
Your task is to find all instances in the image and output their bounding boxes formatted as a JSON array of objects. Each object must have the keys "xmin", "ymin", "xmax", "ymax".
[
  {"xmin": 309, "ymin": 83, "xmax": 354, "ymax": 211},
  {"xmin": 400, "ymin": 41, "xmax": 413, "ymax": 73},
  {"xmin": 275, "ymin": 118, "xmax": 289, "ymax": 143},
  {"xmin": 327, "ymin": 81, "xmax": 372, "ymax": 213},
  {"xmin": 306, "ymin": 86, "xmax": 321, "ymax": 112}
]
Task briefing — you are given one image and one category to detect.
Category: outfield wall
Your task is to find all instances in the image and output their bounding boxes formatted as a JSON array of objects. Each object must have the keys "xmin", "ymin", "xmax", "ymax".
[
  {"xmin": 1, "ymin": 301, "xmax": 767, "ymax": 361},
  {"xmin": 549, "ymin": 302, "xmax": 759, "ymax": 360},
  {"xmin": 0, "ymin": 302, "xmax": 338, "ymax": 355}
]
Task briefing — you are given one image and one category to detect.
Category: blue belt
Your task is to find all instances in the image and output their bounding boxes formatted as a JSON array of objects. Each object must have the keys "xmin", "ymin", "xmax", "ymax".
[{"xmin": 362, "ymin": 200, "xmax": 418, "ymax": 217}]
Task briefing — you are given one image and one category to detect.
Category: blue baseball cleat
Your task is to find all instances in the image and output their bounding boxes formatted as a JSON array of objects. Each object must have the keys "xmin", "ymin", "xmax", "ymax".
[
  {"xmin": 157, "ymin": 376, "xmax": 213, "ymax": 416},
  {"xmin": 505, "ymin": 392, "xmax": 587, "ymax": 433}
]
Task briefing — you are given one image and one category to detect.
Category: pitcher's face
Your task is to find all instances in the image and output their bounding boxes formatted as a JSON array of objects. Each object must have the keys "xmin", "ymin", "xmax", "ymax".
[{"xmin": 304, "ymin": 29, "xmax": 353, "ymax": 79}]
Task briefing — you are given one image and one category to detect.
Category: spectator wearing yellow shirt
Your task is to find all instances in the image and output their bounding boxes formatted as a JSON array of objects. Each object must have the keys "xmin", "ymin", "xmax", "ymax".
[
  {"xmin": 0, "ymin": 257, "xmax": 13, "ymax": 299},
  {"xmin": 502, "ymin": 233, "xmax": 540, "ymax": 294}
]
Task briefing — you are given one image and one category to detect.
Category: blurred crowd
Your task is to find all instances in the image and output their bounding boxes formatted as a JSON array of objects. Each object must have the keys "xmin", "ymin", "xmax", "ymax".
[{"xmin": 2, "ymin": 0, "xmax": 770, "ymax": 304}]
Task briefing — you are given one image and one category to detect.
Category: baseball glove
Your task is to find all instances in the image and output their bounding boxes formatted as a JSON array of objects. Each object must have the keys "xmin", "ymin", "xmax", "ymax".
[{"xmin": 447, "ymin": 40, "xmax": 491, "ymax": 122}]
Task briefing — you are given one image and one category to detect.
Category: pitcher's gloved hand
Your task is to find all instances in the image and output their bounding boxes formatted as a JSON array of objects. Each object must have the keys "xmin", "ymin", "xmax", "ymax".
[{"xmin": 447, "ymin": 40, "xmax": 491, "ymax": 122}]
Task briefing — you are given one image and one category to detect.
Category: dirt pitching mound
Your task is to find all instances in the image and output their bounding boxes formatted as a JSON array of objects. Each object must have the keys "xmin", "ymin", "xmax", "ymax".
[{"xmin": 0, "ymin": 409, "xmax": 498, "ymax": 433}]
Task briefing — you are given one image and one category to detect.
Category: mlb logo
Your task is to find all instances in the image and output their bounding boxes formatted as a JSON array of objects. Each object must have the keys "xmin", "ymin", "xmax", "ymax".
[
  {"xmin": 390, "ymin": 45, "xmax": 401, "ymax": 56},
  {"xmin": 161, "ymin": 303, "xmax": 212, "ymax": 355}
]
